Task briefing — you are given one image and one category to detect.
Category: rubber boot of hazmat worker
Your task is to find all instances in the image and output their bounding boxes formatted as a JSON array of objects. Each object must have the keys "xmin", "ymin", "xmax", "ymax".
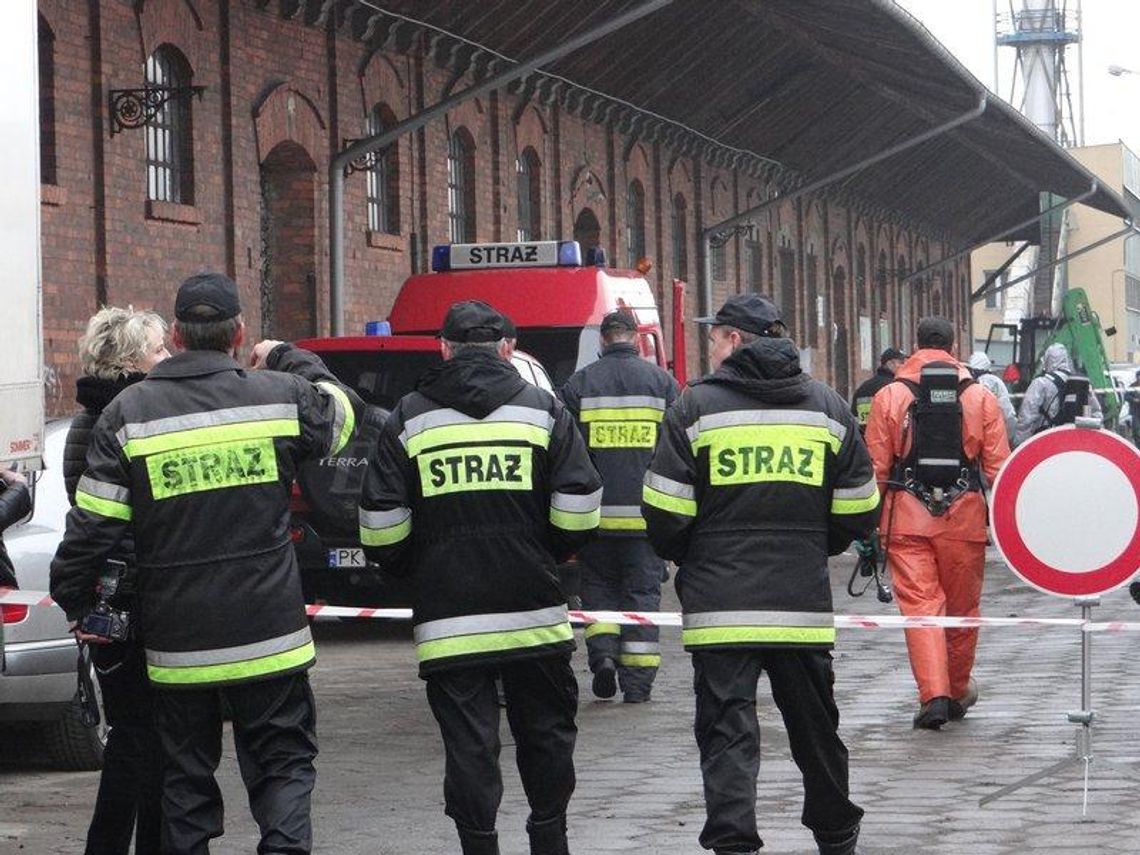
[
  {"xmin": 864, "ymin": 317, "xmax": 1010, "ymax": 730},
  {"xmin": 643, "ymin": 294, "xmax": 877, "ymax": 855},
  {"xmin": 560, "ymin": 309, "xmax": 679, "ymax": 703},
  {"xmin": 359, "ymin": 301, "xmax": 602, "ymax": 855},
  {"xmin": 1014, "ymin": 342, "xmax": 1101, "ymax": 445}
]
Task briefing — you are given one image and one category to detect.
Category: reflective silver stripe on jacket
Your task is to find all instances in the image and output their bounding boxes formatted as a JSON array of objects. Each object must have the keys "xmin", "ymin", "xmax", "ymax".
[
  {"xmin": 643, "ymin": 471, "xmax": 695, "ymax": 499},
  {"xmin": 145, "ymin": 626, "xmax": 313, "ymax": 667},
  {"xmin": 579, "ymin": 395, "xmax": 667, "ymax": 411},
  {"xmin": 359, "ymin": 506, "xmax": 411, "ymax": 528},
  {"xmin": 833, "ymin": 478, "xmax": 878, "ymax": 500},
  {"xmin": 682, "ymin": 610, "xmax": 833, "ymax": 629},
  {"xmin": 414, "ymin": 605, "xmax": 568, "ymax": 645},
  {"xmin": 116, "ymin": 404, "xmax": 299, "ymax": 448},
  {"xmin": 684, "ymin": 409, "xmax": 847, "ymax": 445},
  {"xmin": 620, "ymin": 641, "xmax": 660, "ymax": 653},
  {"xmin": 76, "ymin": 474, "xmax": 130, "ymax": 504},
  {"xmin": 398, "ymin": 404, "xmax": 554, "ymax": 449},
  {"xmin": 550, "ymin": 488, "xmax": 603, "ymax": 513},
  {"xmin": 601, "ymin": 504, "xmax": 641, "ymax": 518}
]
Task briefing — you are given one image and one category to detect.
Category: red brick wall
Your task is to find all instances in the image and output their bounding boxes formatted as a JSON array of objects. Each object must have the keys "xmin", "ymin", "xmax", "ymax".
[{"xmin": 37, "ymin": 0, "xmax": 969, "ymax": 415}]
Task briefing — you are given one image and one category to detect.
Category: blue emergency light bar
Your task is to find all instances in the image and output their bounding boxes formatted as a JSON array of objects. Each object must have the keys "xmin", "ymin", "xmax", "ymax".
[{"xmin": 432, "ymin": 240, "xmax": 582, "ymax": 272}]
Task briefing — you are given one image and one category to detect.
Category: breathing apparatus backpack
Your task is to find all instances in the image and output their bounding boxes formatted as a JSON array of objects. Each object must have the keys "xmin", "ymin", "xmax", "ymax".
[
  {"xmin": 1039, "ymin": 371, "xmax": 1091, "ymax": 431},
  {"xmin": 890, "ymin": 362, "xmax": 980, "ymax": 516}
]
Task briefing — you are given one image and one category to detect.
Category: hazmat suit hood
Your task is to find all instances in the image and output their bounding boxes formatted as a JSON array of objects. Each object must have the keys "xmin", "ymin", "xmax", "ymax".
[
  {"xmin": 966, "ymin": 351, "xmax": 992, "ymax": 373},
  {"xmin": 416, "ymin": 347, "xmax": 527, "ymax": 419},
  {"xmin": 701, "ymin": 336, "xmax": 812, "ymax": 405},
  {"xmin": 1039, "ymin": 343, "xmax": 1073, "ymax": 375}
]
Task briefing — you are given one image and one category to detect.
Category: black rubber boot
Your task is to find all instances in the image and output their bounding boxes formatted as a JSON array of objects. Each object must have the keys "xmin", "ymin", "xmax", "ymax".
[
  {"xmin": 458, "ymin": 827, "xmax": 500, "ymax": 855},
  {"xmin": 527, "ymin": 814, "xmax": 569, "ymax": 855},
  {"xmin": 815, "ymin": 823, "xmax": 859, "ymax": 855}
]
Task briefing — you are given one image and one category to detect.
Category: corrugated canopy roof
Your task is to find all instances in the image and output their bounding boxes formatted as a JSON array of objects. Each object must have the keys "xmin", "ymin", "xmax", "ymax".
[{"xmin": 336, "ymin": 0, "xmax": 1130, "ymax": 245}]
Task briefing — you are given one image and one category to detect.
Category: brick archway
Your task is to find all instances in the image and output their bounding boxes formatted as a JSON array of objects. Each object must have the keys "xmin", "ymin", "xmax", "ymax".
[{"xmin": 260, "ymin": 141, "xmax": 317, "ymax": 341}]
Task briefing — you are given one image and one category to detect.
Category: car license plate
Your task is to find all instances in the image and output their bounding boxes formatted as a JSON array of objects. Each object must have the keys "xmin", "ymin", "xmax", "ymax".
[{"xmin": 328, "ymin": 548, "xmax": 365, "ymax": 568}]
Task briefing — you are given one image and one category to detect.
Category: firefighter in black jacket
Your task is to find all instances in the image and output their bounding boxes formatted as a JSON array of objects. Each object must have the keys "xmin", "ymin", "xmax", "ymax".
[
  {"xmin": 51, "ymin": 273, "xmax": 360, "ymax": 855},
  {"xmin": 560, "ymin": 309, "xmax": 679, "ymax": 702},
  {"xmin": 642, "ymin": 294, "xmax": 878, "ymax": 855},
  {"xmin": 359, "ymin": 301, "xmax": 602, "ymax": 855},
  {"xmin": 851, "ymin": 347, "xmax": 906, "ymax": 429}
]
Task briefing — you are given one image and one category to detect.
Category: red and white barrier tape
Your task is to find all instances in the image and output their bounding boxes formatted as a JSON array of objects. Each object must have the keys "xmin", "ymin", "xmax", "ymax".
[{"xmin": 5, "ymin": 588, "xmax": 1137, "ymax": 632}]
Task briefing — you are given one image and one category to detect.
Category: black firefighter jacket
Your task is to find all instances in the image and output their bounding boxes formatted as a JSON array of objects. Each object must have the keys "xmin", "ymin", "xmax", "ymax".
[
  {"xmin": 560, "ymin": 342, "xmax": 679, "ymax": 536},
  {"xmin": 358, "ymin": 348, "xmax": 603, "ymax": 676},
  {"xmin": 642, "ymin": 337, "xmax": 879, "ymax": 652},
  {"xmin": 50, "ymin": 345, "xmax": 360, "ymax": 689}
]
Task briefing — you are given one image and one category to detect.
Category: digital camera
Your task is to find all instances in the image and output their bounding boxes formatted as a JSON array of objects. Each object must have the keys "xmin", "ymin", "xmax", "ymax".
[{"xmin": 79, "ymin": 559, "xmax": 132, "ymax": 642}]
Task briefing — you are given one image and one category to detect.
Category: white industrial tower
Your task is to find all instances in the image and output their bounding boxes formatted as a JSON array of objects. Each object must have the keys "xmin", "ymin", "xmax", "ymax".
[{"xmin": 993, "ymin": 0, "xmax": 1085, "ymax": 318}]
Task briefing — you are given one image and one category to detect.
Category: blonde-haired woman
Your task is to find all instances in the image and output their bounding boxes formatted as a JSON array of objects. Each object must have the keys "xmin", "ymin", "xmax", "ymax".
[{"xmin": 65, "ymin": 306, "xmax": 168, "ymax": 855}]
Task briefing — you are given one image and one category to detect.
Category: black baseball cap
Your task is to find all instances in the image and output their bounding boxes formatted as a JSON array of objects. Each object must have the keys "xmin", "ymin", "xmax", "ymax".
[
  {"xmin": 500, "ymin": 315, "xmax": 517, "ymax": 340},
  {"xmin": 600, "ymin": 309, "xmax": 637, "ymax": 335},
  {"xmin": 441, "ymin": 300, "xmax": 505, "ymax": 343},
  {"xmin": 695, "ymin": 294, "xmax": 782, "ymax": 336},
  {"xmin": 880, "ymin": 347, "xmax": 907, "ymax": 364},
  {"xmin": 175, "ymin": 273, "xmax": 242, "ymax": 322}
]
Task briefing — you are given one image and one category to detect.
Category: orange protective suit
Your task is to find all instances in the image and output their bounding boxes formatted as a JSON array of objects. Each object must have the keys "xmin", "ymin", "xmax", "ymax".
[{"xmin": 864, "ymin": 349, "xmax": 1011, "ymax": 703}]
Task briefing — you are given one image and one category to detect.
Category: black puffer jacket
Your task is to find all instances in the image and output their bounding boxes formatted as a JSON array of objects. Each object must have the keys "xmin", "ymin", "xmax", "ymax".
[
  {"xmin": 0, "ymin": 479, "xmax": 32, "ymax": 588},
  {"xmin": 63, "ymin": 373, "xmax": 145, "ymax": 602},
  {"xmin": 642, "ymin": 337, "xmax": 879, "ymax": 652}
]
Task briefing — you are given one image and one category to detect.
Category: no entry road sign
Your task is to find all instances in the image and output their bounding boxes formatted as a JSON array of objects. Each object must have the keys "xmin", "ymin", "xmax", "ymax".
[{"xmin": 990, "ymin": 425, "xmax": 1140, "ymax": 597}]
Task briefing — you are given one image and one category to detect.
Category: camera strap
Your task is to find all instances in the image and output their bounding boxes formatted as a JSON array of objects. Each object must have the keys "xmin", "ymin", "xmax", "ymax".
[{"xmin": 75, "ymin": 643, "xmax": 101, "ymax": 729}]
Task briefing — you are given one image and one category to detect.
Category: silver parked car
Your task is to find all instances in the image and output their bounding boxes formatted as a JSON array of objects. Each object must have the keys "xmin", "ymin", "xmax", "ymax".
[{"xmin": 0, "ymin": 418, "xmax": 106, "ymax": 769}]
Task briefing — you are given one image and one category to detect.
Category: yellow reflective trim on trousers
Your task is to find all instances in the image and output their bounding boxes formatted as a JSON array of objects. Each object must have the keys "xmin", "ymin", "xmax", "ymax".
[
  {"xmin": 682, "ymin": 626, "xmax": 836, "ymax": 646},
  {"xmin": 360, "ymin": 518, "xmax": 411, "ymax": 546},
  {"xmin": 580, "ymin": 407, "xmax": 664, "ymax": 423},
  {"xmin": 146, "ymin": 641, "xmax": 315, "ymax": 686},
  {"xmin": 642, "ymin": 484, "xmax": 697, "ymax": 516},
  {"xmin": 831, "ymin": 492, "xmax": 881, "ymax": 515},
  {"xmin": 406, "ymin": 422, "xmax": 550, "ymax": 457},
  {"xmin": 75, "ymin": 489, "xmax": 133, "ymax": 521},
  {"xmin": 123, "ymin": 419, "xmax": 300, "ymax": 459},
  {"xmin": 550, "ymin": 505, "xmax": 600, "ymax": 531},
  {"xmin": 619, "ymin": 653, "xmax": 662, "ymax": 668},
  {"xmin": 317, "ymin": 382, "xmax": 356, "ymax": 455},
  {"xmin": 416, "ymin": 622, "xmax": 573, "ymax": 663},
  {"xmin": 599, "ymin": 516, "xmax": 647, "ymax": 531},
  {"xmin": 584, "ymin": 622, "xmax": 621, "ymax": 638}
]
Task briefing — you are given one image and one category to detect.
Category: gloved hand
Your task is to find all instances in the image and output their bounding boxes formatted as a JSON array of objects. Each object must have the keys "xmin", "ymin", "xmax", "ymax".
[{"xmin": 854, "ymin": 539, "xmax": 878, "ymax": 560}]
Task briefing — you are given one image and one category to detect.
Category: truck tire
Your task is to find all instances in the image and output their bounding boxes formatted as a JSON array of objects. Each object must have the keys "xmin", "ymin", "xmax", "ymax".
[{"xmin": 41, "ymin": 661, "xmax": 107, "ymax": 771}]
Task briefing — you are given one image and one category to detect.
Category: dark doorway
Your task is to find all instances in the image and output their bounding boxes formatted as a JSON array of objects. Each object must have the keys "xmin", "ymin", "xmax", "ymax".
[
  {"xmin": 573, "ymin": 207, "xmax": 601, "ymax": 254},
  {"xmin": 832, "ymin": 266, "xmax": 850, "ymax": 397},
  {"xmin": 260, "ymin": 141, "xmax": 317, "ymax": 340},
  {"xmin": 778, "ymin": 247, "xmax": 796, "ymax": 338}
]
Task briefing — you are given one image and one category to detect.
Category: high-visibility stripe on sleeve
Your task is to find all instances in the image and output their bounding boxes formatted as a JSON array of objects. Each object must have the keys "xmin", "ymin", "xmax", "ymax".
[
  {"xmin": 316, "ymin": 382, "xmax": 356, "ymax": 456},
  {"xmin": 75, "ymin": 475, "xmax": 132, "ymax": 521},
  {"xmin": 830, "ymin": 478, "xmax": 881, "ymax": 515},
  {"xmin": 642, "ymin": 481, "xmax": 697, "ymax": 517},
  {"xmin": 359, "ymin": 506, "xmax": 412, "ymax": 547},
  {"xmin": 550, "ymin": 488, "xmax": 602, "ymax": 531}
]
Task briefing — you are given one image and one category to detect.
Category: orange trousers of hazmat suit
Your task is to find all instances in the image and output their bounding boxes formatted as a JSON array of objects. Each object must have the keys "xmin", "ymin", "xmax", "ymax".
[{"xmin": 864, "ymin": 347, "xmax": 1011, "ymax": 709}]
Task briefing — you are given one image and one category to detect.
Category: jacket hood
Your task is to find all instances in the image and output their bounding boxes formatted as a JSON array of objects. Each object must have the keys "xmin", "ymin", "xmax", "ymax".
[
  {"xmin": 703, "ymin": 337, "xmax": 811, "ymax": 404},
  {"xmin": 894, "ymin": 349, "xmax": 971, "ymax": 384},
  {"xmin": 416, "ymin": 348, "xmax": 527, "ymax": 419},
  {"xmin": 966, "ymin": 351, "xmax": 992, "ymax": 373},
  {"xmin": 1039, "ymin": 342, "xmax": 1073, "ymax": 374},
  {"xmin": 75, "ymin": 372, "xmax": 146, "ymax": 414}
]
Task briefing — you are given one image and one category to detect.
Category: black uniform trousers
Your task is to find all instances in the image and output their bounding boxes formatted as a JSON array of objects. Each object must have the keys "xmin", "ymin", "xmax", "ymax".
[
  {"xmin": 153, "ymin": 672, "xmax": 317, "ymax": 855},
  {"xmin": 85, "ymin": 638, "xmax": 163, "ymax": 855},
  {"xmin": 579, "ymin": 538, "xmax": 663, "ymax": 698},
  {"xmin": 691, "ymin": 648, "xmax": 863, "ymax": 854},
  {"xmin": 425, "ymin": 653, "xmax": 578, "ymax": 839}
]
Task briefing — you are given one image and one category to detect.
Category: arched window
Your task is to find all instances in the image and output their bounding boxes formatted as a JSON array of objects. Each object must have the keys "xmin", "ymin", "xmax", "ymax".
[
  {"xmin": 145, "ymin": 45, "xmax": 195, "ymax": 204},
  {"xmin": 38, "ymin": 15, "xmax": 56, "ymax": 185},
  {"xmin": 625, "ymin": 179, "xmax": 645, "ymax": 268},
  {"xmin": 671, "ymin": 193, "xmax": 688, "ymax": 281},
  {"xmin": 516, "ymin": 147, "xmax": 541, "ymax": 241},
  {"xmin": 366, "ymin": 103, "xmax": 400, "ymax": 235},
  {"xmin": 447, "ymin": 128, "xmax": 475, "ymax": 243}
]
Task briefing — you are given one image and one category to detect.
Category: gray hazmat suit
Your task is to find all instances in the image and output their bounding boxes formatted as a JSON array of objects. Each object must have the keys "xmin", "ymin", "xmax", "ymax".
[
  {"xmin": 1015, "ymin": 343, "xmax": 1101, "ymax": 445},
  {"xmin": 967, "ymin": 351, "xmax": 1016, "ymax": 445}
]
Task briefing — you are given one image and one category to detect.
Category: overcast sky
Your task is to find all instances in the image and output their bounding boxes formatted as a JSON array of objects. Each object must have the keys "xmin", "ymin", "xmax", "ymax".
[{"xmin": 895, "ymin": 0, "xmax": 1140, "ymax": 153}]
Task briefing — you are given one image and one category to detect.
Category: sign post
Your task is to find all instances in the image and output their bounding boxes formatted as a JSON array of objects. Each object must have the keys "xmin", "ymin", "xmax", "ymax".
[{"xmin": 981, "ymin": 423, "xmax": 1140, "ymax": 813}]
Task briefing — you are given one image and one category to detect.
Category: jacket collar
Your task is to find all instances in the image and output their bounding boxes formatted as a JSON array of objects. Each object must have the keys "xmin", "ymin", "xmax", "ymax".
[
  {"xmin": 601, "ymin": 342, "xmax": 638, "ymax": 357},
  {"xmin": 894, "ymin": 349, "xmax": 971, "ymax": 384},
  {"xmin": 148, "ymin": 350, "xmax": 244, "ymax": 380}
]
